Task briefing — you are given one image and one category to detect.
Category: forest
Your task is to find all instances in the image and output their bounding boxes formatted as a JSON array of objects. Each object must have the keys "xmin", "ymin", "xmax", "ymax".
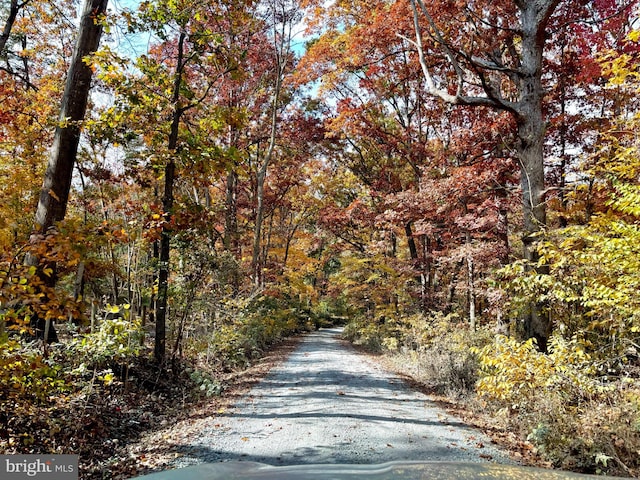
[{"xmin": 1, "ymin": 0, "xmax": 640, "ymax": 477}]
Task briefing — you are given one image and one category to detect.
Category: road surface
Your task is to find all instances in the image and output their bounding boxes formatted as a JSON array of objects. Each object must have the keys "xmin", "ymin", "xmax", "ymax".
[{"xmin": 168, "ymin": 328, "xmax": 512, "ymax": 467}]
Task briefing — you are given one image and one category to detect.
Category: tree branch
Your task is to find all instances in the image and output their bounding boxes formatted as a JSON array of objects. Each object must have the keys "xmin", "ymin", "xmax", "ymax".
[
  {"xmin": 404, "ymin": 0, "xmax": 519, "ymax": 114},
  {"xmin": 0, "ymin": 0, "xmax": 31, "ymax": 56},
  {"xmin": 412, "ymin": 0, "xmax": 465, "ymax": 96}
]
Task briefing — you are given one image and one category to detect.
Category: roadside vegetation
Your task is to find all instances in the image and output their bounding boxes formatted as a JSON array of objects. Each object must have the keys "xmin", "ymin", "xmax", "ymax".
[
  {"xmin": 345, "ymin": 310, "xmax": 640, "ymax": 477},
  {"xmin": 0, "ymin": 284, "xmax": 320, "ymax": 477},
  {"xmin": 1, "ymin": 0, "xmax": 640, "ymax": 478},
  {"xmin": 340, "ymin": 33, "xmax": 640, "ymax": 476}
]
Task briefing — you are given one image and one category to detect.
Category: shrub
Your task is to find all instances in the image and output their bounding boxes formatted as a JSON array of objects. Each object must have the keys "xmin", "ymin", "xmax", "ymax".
[
  {"xmin": 474, "ymin": 334, "xmax": 602, "ymax": 410},
  {"xmin": 0, "ymin": 340, "xmax": 67, "ymax": 404},
  {"xmin": 341, "ymin": 316, "xmax": 401, "ymax": 353},
  {"xmin": 396, "ymin": 313, "xmax": 492, "ymax": 396},
  {"xmin": 344, "ymin": 312, "xmax": 492, "ymax": 396},
  {"xmin": 188, "ymin": 293, "xmax": 310, "ymax": 373},
  {"xmin": 475, "ymin": 334, "xmax": 640, "ymax": 475},
  {"xmin": 68, "ymin": 304, "xmax": 144, "ymax": 371}
]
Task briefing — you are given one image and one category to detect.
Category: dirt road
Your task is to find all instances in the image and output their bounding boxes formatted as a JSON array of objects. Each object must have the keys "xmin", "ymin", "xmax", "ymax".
[{"xmin": 166, "ymin": 328, "xmax": 512, "ymax": 468}]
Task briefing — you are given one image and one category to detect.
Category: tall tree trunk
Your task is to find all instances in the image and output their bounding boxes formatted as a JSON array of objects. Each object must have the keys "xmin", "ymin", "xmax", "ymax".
[
  {"xmin": 405, "ymin": 222, "xmax": 429, "ymax": 308},
  {"xmin": 28, "ymin": 0, "xmax": 107, "ymax": 343},
  {"xmin": 466, "ymin": 236, "xmax": 476, "ymax": 330},
  {"xmin": 516, "ymin": 6, "xmax": 552, "ymax": 351},
  {"xmin": 33, "ymin": 0, "xmax": 108, "ymax": 235},
  {"xmin": 251, "ymin": 0, "xmax": 295, "ymax": 289},
  {"xmin": 252, "ymin": 165, "xmax": 269, "ymax": 288},
  {"xmin": 445, "ymin": 260, "xmax": 464, "ymax": 315},
  {"xmin": 224, "ymin": 169, "xmax": 239, "ymax": 253},
  {"xmin": 421, "ymin": 235, "xmax": 432, "ymax": 305},
  {"xmin": 462, "ymin": 202, "xmax": 476, "ymax": 329},
  {"xmin": 557, "ymin": 42, "xmax": 569, "ymax": 228},
  {"xmin": 409, "ymin": 0, "xmax": 559, "ymax": 349},
  {"xmin": 155, "ymin": 158, "xmax": 174, "ymax": 363},
  {"xmin": 405, "ymin": 222, "xmax": 418, "ymax": 260},
  {"xmin": 0, "ymin": 0, "xmax": 32, "ymax": 60},
  {"xmin": 224, "ymin": 169, "xmax": 240, "ymax": 292},
  {"xmin": 496, "ymin": 186, "xmax": 511, "ymax": 265},
  {"xmin": 251, "ymin": 61, "xmax": 282, "ymax": 288},
  {"xmin": 155, "ymin": 30, "xmax": 186, "ymax": 363}
]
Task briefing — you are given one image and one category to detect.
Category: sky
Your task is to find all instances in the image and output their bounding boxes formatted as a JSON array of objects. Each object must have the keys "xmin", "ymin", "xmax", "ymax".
[
  {"xmin": 108, "ymin": 0, "xmax": 150, "ymax": 58},
  {"xmin": 106, "ymin": 0, "xmax": 311, "ymax": 58}
]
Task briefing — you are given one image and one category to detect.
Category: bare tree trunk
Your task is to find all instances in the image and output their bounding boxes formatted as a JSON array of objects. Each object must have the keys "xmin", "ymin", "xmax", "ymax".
[
  {"xmin": 496, "ymin": 186, "xmax": 511, "ymax": 265},
  {"xmin": 516, "ymin": 6, "xmax": 552, "ymax": 351},
  {"xmin": 445, "ymin": 260, "xmax": 464, "ymax": 315},
  {"xmin": 155, "ymin": 158, "xmax": 174, "ymax": 363},
  {"xmin": 224, "ymin": 169, "xmax": 239, "ymax": 253},
  {"xmin": 1, "ymin": 0, "xmax": 23, "ymax": 55},
  {"xmin": 252, "ymin": 164, "xmax": 269, "ymax": 288},
  {"xmin": 28, "ymin": 0, "xmax": 108, "ymax": 343},
  {"xmin": 33, "ymin": 0, "xmax": 108, "ymax": 235},
  {"xmin": 155, "ymin": 30, "xmax": 186, "ymax": 364},
  {"xmin": 422, "ymin": 235, "xmax": 432, "ymax": 305},
  {"xmin": 557, "ymin": 42, "xmax": 569, "ymax": 228},
  {"xmin": 405, "ymin": 222, "xmax": 429, "ymax": 308},
  {"xmin": 463, "ymin": 202, "xmax": 476, "ymax": 329},
  {"xmin": 467, "ymin": 253, "xmax": 476, "ymax": 330},
  {"xmin": 251, "ymin": 0, "xmax": 296, "ymax": 289}
]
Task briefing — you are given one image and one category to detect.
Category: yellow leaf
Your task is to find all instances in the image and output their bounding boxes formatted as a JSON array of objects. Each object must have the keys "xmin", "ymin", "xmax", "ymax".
[{"xmin": 100, "ymin": 372, "xmax": 115, "ymax": 385}]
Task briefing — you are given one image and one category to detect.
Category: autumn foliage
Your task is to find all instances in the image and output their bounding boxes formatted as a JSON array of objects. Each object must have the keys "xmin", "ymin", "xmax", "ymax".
[{"xmin": 1, "ymin": 0, "xmax": 640, "ymax": 477}]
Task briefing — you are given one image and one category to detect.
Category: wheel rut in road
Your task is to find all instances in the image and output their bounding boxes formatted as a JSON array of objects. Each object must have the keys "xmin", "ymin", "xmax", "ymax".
[{"xmin": 173, "ymin": 328, "xmax": 513, "ymax": 466}]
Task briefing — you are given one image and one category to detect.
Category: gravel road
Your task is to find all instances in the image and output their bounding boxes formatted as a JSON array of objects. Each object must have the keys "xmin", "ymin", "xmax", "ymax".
[{"xmin": 172, "ymin": 328, "xmax": 512, "ymax": 467}]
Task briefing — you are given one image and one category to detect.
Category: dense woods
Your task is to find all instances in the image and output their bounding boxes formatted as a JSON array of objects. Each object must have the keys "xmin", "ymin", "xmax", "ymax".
[{"xmin": 1, "ymin": 0, "xmax": 640, "ymax": 477}]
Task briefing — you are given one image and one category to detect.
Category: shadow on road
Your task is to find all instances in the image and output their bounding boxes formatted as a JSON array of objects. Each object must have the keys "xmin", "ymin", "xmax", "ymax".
[{"xmin": 156, "ymin": 327, "xmax": 513, "ymax": 469}]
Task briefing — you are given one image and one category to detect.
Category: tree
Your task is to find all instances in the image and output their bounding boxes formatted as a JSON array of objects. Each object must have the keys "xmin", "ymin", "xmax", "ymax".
[
  {"xmin": 300, "ymin": 0, "xmax": 636, "ymax": 348},
  {"xmin": 522, "ymin": 31, "xmax": 640, "ymax": 362},
  {"xmin": 298, "ymin": 0, "xmax": 518, "ymax": 320},
  {"xmin": 0, "ymin": 0, "xmax": 29, "ymax": 58},
  {"xmin": 93, "ymin": 0, "xmax": 251, "ymax": 362},
  {"xmin": 27, "ymin": 0, "xmax": 108, "ymax": 342},
  {"xmin": 33, "ymin": 0, "xmax": 108, "ymax": 237},
  {"xmin": 401, "ymin": 0, "xmax": 558, "ymax": 349},
  {"xmin": 250, "ymin": 0, "xmax": 300, "ymax": 288},
  {"xmin": 0, "ymin": 0, "xmax": 84, "ymax": 247}
]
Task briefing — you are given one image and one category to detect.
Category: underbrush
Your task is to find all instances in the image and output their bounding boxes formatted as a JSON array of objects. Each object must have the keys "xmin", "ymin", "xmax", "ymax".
[
  {"xmin": 0, "ymin": 294, "xmax": 314, "ymax": 478},
  {"xmin": 475, "ymin": 334, "xmax": 640, "ymax": 477},
  {"xmin": 185, "ymin": 293, "xmax": 315, "ymax": 375},
  {"xmin": 343, "ymin": 313, "xmax": 492, "ymax": 397},
  {"xmin": 343, "ymin": 314, "xmax": 640, "ymax": 477},
  {"xmin": 1, "ymin": 342, "xmax": 193, "ymax": 478},
  {"xmin": 0, "ymin": 312, "xmax": 202, "ymax": 477}
]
